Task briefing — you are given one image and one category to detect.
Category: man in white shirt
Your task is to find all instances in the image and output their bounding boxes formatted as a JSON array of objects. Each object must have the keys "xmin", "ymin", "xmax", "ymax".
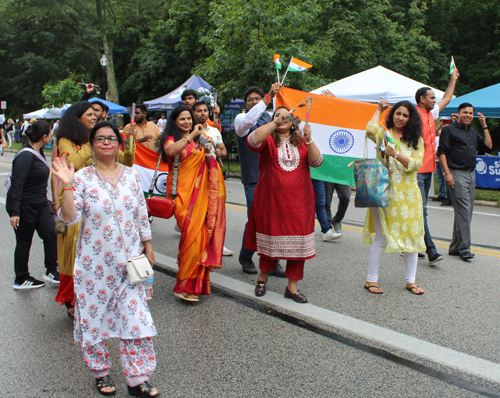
[
  {"xmin": 157, "ymin": 114, "xmax": 167, "ymax": 134},
  {"xmin": 234, "ymin": 82, "xmax": 284, "ymax": 276},
  {"xmin": 192, "ymin": 101, "xmax": 227, "ymax": 159}
]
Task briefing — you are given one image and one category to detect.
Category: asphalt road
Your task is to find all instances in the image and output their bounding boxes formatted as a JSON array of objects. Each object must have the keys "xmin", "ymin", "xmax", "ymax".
[{"xmin": 1, "ymin": 150, "xmax": 499, "ymax": 397}]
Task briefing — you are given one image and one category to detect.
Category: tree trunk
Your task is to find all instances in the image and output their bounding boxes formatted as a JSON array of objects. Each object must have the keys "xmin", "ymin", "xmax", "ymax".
[{"xmin": 96, "ymin": 0, "xmax": 119, "ymax": 104}]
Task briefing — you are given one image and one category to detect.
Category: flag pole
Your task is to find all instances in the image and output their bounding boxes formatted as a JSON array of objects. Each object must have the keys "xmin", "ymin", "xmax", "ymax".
[
  {"xmin": 277, "ymin": 69, "xmax": 280, "ymax": 83},
  {"xmin": 281, "ymin": 62, "xmax": 290, "ymax": 86}
]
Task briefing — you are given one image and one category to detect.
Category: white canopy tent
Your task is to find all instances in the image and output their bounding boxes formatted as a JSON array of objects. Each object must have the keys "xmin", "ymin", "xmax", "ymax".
[
  {"xmin": 23, "ymin": 104, "xmax": 70, "ymax": 120},
  {"xmin": 311, "ymin": 66, "xmax": 449, "ymax": 104}
]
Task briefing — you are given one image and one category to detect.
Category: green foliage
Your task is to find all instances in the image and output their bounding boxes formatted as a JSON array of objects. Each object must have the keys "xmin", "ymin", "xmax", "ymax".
[{"xmin": 42, "ymin": 77, "xmax": 85, "ymax": 108}]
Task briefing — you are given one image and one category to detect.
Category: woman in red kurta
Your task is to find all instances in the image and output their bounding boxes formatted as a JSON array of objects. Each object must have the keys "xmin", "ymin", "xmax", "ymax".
[{"xmin": 244, "ymin": 107, "xmax": 323, "ymax": 303}]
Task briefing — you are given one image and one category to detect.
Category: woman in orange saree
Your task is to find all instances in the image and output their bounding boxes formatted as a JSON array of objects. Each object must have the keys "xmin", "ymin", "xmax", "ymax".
[{"xmin": 160, "ymin": 105, "xmax": 226, "ymax": 302}]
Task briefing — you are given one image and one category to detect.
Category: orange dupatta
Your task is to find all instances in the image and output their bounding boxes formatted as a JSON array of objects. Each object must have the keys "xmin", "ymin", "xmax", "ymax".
[{"xmin": 166, "ymin": 138, "xmax": 226, "ymax": 296}]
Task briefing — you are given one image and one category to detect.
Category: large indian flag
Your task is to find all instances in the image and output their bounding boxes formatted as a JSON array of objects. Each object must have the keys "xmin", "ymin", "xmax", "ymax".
[
  {"xmin": 276, "ymin": 87, "xmax": 379, "ymax": 185},
  {"xmin": 130, "ymin": 141, "xmax": 170, "ymax": 196}
]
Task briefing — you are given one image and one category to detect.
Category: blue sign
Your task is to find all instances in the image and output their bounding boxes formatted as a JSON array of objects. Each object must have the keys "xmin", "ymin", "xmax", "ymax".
[{"xmin": 475, "ymin": 156, "xmax": 500, "ymax": 189}]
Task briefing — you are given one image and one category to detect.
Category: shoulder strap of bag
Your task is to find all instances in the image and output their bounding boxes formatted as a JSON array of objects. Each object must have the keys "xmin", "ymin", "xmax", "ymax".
[
  {"xmin": 21, "ymin": 148, "xmax": 51, "ymax": 169},
  {"xmin": 93, "ymin": 166, "xmax": 130, "ymax": 260},
  {"xmin": 148, "ymin": 154, "xmax": 179, "ymax": 200}
]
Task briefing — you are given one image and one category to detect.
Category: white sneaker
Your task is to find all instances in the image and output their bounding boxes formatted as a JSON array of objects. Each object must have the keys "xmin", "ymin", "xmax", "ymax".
[
  {"xmin": 174, "ymin": 224, "xmax": 181, "ymax": 233},
  {"xmin": 223, "ymin": 246, "xmax": 234, "ymax": 256},
  {"xmin": 322, "ymin": 228, "xmax": 341, "ymax": 241}
]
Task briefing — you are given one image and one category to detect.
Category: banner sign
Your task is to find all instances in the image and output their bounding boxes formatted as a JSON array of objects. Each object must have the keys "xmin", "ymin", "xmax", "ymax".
[{"xmin": 475, "ymin": 156, "xmax": 500, "ymax": 189}]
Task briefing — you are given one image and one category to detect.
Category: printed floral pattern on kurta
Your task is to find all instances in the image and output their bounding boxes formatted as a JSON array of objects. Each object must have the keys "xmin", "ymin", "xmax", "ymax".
[
  {"xmin": 362, "ymin": 121, "xmax": 426, "ymax": 253},
  {"xmin": 60, "ymin": 165, "xmax": 156, "ymax": 347}
]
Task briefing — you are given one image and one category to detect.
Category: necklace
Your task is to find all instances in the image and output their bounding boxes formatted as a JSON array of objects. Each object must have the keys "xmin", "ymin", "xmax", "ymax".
[{"xmin": 279, "ymin": 135, "xmax": 291, "ymax": 141}]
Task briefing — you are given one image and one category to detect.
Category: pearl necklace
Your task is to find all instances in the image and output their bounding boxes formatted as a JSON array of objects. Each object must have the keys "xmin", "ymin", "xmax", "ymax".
[{"xmin": 279, "ymin": 135, "xmax": 291, "ymax": 141}]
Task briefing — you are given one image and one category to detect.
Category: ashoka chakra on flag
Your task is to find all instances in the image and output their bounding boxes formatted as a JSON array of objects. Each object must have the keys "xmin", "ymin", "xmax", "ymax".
[{"xmin": 329, "ymin": 130, "xmax": 354, "ymax": 154}]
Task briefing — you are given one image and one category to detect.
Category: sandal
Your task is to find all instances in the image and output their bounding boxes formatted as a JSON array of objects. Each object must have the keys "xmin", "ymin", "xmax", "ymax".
[
  {"xmin": 364, "ymin": 283, "xmax": 383, "ymax": 294},
  {"xmin": 96, "ymin": 375, "xmax": 116, "ymax": 396},
  {"xmin": 64, "ymin": 302, "xmax": 75, "ymax": 320},
  {"xmin": 128, "ymin": 381, "xmax": 160, "ymax": 397},
  {"xmin": 406, "ymin": 285, "xmax": 425, "ymax": 295},
  {"xmin": 174, "ymin": 292, "xmax": 199, "ymax": 302}
]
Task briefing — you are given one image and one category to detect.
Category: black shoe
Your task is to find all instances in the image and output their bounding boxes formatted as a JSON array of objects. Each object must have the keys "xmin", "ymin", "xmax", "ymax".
[
  {"xmin": 268, "ymin": 261, "xmax": 286, "ymax": 277},
  {"xmin": 449, "ymin": 251, "xmax": 460, "ymax": 256},
  {"xmin": 128, "ymin": 381, "xmax": 160, "ymax": 397},
  {"xmin": 428, "ymin": 252, "xmax": 443, "ymax": 265},
  {"xmin": 432, "ymin": 195, "xmax": 446, "ymax": 202},
  {"xmin": 460, "ymin": 252, "xmax": 475, "ymax": 261},
  {"xmin": 418, "ymin": 253, "xmax": 425, "ymax": 259},
  {"xmin": 239, "ymin": 256, "xmax": 257, "ymax": 274},
  {"xmin": 441, "ymin": 199, "xmax": 453, "ymax": 206},
  {"xmin": 96, "ymin": 375, "xmax": 116, "ymax": 396},
  {"xmin": 13, "ymin": 276, "xmax": 45, "ymax": 290},
  {"xmin": 44, "ymin": 270, "xmax": 60, "ymax": 284}
]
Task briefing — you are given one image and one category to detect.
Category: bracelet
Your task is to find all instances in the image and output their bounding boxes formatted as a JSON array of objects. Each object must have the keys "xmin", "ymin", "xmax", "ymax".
[
  {"xmin": 306, "ymin": 139, "xmax": 313, "ymax": 145},
  {"xmin": 182, "ymin": 137, "xmax": 191, "ymax": 145},
  {"xmin": 62, "ymin": 186, "xmax": 75, "ymax": 191},
  {"xmin": 394, "ymin": 151, "xmax": 399, "ymax": 159},
  {"xmin": 264, "ymin": 94, "xmax": 270, "ymax": 104},
  {"xmin": 482, "ymin": 126, "xmax": 489, "ymax": 130}
]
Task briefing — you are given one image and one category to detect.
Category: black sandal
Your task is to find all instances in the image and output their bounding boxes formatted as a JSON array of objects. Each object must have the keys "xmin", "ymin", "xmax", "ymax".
[
  {"xmin": 96, "ymin": 375, "xmax": 116, "ymax": 396},
  {"xmin": 64, "ymin": 302, "xmax": 75, "ymax": 320},
  {"xmin": 128, "ymin": 381, "xmax": 160, "ymax": 397}
]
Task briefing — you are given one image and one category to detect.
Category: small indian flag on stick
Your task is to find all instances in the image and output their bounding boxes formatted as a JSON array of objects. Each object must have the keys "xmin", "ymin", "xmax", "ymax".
[
  {"xmin": 449, "ymin": 56, "xmax": 456, "ymax": 75},
  {"xmin": 274, "ymin": 54, "xmax": 282, "ymax": 70},
  {"xmin": 288, "ymin": 56, "xmax": 312, "ymax": 72},
  {"xmin": 281, "ymin": 56, "xmax": 313, "ymax": 85}
]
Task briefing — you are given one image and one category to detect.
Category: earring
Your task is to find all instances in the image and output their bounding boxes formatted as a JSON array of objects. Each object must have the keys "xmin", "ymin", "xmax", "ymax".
[
  {"xmin": 116, "ymin": 152, "xmax": 119, "ymax": 167},
  {"xmin": 91, "ymin": 150, "xmax": 95, "ymax": 166}
]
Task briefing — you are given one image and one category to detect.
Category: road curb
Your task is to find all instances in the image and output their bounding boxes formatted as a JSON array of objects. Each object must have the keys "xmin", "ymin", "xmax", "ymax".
[{"xmin": 153, "ymin": 251, "xmax": 500, "ymax": 385}]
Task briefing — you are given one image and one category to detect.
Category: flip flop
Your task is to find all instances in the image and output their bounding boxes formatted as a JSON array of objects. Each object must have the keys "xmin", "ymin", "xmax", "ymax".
[
  {"xmin": 364, "ymin": 284, "xmax": 383, "ymax": 294},
  {"xmin": 174, "ymin": 292, "xmax": 199, "ymax": 302},
  {"xmin": 406, "ymin": 285, "xmax": 424, "ymax": 295}
]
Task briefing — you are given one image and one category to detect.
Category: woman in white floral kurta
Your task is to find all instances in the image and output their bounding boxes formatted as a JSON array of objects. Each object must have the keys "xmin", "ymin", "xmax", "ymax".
[
  {"xmin": 363, "ymin": 101, "xmax": 426, "ymax": 295},
  {"xmin": 54, "ymin": 121, "xmax": 159, "ymax": 397}
]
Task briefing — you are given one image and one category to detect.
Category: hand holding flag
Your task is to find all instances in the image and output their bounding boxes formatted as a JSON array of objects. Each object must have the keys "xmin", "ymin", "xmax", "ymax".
[{"xmin": 449, "ymin": 56, "xmax": 456, "ymax": 75}]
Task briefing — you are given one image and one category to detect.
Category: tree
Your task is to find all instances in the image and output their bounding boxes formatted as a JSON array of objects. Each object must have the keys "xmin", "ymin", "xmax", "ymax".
[{"xmin": 42, "ymin": 77, "xmax": 85, "ymax": 108}]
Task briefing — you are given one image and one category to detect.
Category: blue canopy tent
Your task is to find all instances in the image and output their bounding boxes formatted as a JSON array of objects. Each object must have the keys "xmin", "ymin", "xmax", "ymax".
[
  {"xmin": 144, "ymin": 75, "xmax": 214, "ymax": 111},
  {"xmin": 88, "ymin": 97, "xmax": 128, "ymax": 115},
  {"xmin": 441, "ymin": 83, "xmax": 500, "ymax": 118},
  {"xmin": 61, "ymin": 98, "xmax": 128, "ymax": 116}
]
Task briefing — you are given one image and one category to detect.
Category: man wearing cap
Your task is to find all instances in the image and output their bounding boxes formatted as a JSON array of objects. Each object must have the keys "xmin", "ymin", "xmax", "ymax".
[
  {"xmin": 437, "ymin": 103, "xmax": 492, "ymax": 261},
  {"xmin": 414, "ymin": 69, "xmax": 459, "ymax": 265}
]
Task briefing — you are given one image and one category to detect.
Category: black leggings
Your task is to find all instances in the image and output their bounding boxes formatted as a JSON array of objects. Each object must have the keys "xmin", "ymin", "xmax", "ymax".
[{"xmin": 14, "ymin": 201, "xmax": 57, "ymax": 282}]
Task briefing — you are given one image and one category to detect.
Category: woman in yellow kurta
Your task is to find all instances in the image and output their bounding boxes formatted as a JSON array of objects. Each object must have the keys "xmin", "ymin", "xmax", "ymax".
[
  {"xmin": 54, "ymin": 102, "xmax": 135, "ymax": 319},
  {"xmin": 363, "ymin": 100, "xmax": 426, "ymax": 295},
  {"xmin": 160, "ymin": 105, "xmax": 226, "ymax": 302}
]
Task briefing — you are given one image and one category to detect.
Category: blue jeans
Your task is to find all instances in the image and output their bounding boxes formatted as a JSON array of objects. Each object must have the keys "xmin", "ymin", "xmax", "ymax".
[
  {"xmin": 240, "ymin": 182, "xmax": 257, "ymax": 259},
  {"xmin": 417, "ymin": 173, "xmax": 437, "ymax": 255},
  {"xmin": 311, "ymin": 179, "xmax": 330, "ymax": 233},
  {"xmin": 435, "ymin": 161, "xmax": 451, "ymax": 201}
]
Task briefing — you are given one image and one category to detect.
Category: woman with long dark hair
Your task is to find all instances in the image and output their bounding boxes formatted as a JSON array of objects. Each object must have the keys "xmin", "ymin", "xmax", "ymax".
[
  {"xmin": 245, "ymin": 106, "xmax": 323, "ymax": 303},
  {"xmin": 363, "ymin": 100, "xmax": 426, "ymax": 295},
  {"xmin": 54, "ymin": 101, "xmax": 136, "ymax": 319},
  {"xmin": 159, "ymin": 105, "xmax": 226, "ymax": 302},
  {"xmin": 7, "ymin": 121, "xmax": 58, "ymax": 289}
]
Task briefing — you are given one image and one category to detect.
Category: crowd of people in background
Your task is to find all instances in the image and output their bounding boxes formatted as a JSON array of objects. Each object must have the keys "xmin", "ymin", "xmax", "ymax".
[{"xmin": 4, "ymin": 68, "xmax": 493, "ymax": 395}]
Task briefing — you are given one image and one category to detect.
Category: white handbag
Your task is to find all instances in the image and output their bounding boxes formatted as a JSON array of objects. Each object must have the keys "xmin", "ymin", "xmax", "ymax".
[
  {"xmin": 126, "ymin": 254, "xmax": 155, "ymax": 285},
  {"xmin": 94, "ymin": 166, "xmax": 154, "ymax": 285}
]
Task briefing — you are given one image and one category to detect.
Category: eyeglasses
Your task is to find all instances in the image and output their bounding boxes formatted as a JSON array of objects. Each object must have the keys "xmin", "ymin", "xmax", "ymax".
[{"xmin": 95, "ymin": 135, "xmax": 118, "ymax": 143}]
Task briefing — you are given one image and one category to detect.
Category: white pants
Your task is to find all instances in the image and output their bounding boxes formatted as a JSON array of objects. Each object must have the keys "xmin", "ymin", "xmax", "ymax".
[{"xmin": 366, "ymin": 209, "xmax": 418, "ymax": 284}]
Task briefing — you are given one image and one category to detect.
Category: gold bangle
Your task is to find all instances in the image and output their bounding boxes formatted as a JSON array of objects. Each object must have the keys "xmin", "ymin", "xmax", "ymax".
[{"xmin": 183, "ymin": 136, "xmax": 191, "ymax": 145}]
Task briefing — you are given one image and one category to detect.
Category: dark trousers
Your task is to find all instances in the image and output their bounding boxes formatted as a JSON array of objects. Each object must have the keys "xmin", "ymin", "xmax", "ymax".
[
  {"xmin": 14, "ymin": 201, "xmax": 58, "ymax": 282},
  {"xmin": 311, "ymin": 179, "xmax": 329, "ymax": 233},
  {"xmin": 240, "ymin": 182, "xmax": 257, "ymax": 259},
  {"xmin": 324, "ymin": 182, "xmax": 351, "ymax": 227}
]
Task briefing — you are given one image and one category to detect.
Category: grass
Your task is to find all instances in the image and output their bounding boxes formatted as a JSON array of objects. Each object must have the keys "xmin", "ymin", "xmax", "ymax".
[{"xmin": 434, "ymin": 175, "xmax": 500, "ymax": 205}]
